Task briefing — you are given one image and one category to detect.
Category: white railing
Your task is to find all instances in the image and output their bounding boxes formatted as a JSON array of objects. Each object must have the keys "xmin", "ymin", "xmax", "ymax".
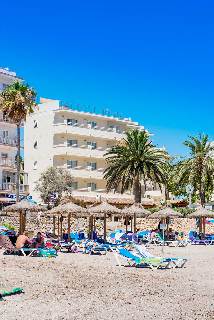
[
  {"xmin": 0, "ymin": 158, "xmax": 16, "ymax": 168},
  {"xmin": 0, "ymin": 136, "xmax": 17, "ymax": 147},
  {"xmin": 53, "ymin": 123, "xmax": 126, "ymax": 140},
  {"xmin": 53, "ymin": 144, "xmax": 107, "ymax": 158},
  {"xmin": 0, "ymin": 116, "xmax": 15, "ymax": 124},
  {"xmin": 0, "ymin": 183, "xmax": 29, "ymax": 192},
  {"xmin": 57, "ymin": 165, "xmax": 104, "ymax": 179}
]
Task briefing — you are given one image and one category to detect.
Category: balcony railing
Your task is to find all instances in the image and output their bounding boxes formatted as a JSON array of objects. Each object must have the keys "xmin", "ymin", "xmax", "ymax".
[
  {"xmin": 0, "ymin": 183, "xmax": 29, "ymax": 193},
  {"xmin": 53, "ymin": 144, "xmax": 107, "ymax": 159},
  {"xmin": 0, "ymin": 136, "xmax": 17, "ymax": 147},
  {"xmin": 53, "ymin": 122, "xmax": 126, "ymax": 140},
  {"xmin": 0, "ymin": 116, "xmax": 15, "ymax": 124},
  {"xmin": 57, "ymin": 165, "xmax": 104, "ymax": 179},
  {"xmin": 0, "ymin": 158, "xmax": 16, "ymax": 169}
]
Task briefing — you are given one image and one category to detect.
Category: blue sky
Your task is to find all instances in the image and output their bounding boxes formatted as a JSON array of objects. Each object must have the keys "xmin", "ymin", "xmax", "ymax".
[{"xmin": 0, "ymin": 0, "xmax": 214, "ymax": 156}]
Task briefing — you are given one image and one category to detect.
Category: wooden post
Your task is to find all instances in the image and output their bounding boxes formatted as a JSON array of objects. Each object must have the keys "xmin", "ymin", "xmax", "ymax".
[
  {"xmin": 104, "ymin": 213, "xmax": 107, "ymax": 242},
  {"xmin": 19, "ymin": 211, "xmax": 22, "ymax": 234},
  {"xmin": 199, "ymin": 218, "xmax": 202, "ymax": 234},
  {"xmin": 53, "ymin": 216, "xmax": 56, "ymax": 235},
  {"xmin": 60, "ymin": 215, "xmax": 63, "ymax": 240},
  {"xmin": 68, "ymin": 213, "xmax": 71, "ymax": 242},
  {"xmin": 125, "ymin": 216, "xmax": 128, "ymax": 233},
  {"xmin": 134, "ymin": 212, "xmax": 136, "ymax": 233},
  {"xmin": 203, "ymin": 217, "xmax": 206, "ymax": 237},
  {"xmin": 22, "ymin": 210, "xmax": 26, "ymax": 233},
  {"xmin": 166, "ymin": 218, "xmax": 169, "ymax": 240},
  {"xmin": 57, "ymin": 216, "xmax": 60, "ymax": 241}
]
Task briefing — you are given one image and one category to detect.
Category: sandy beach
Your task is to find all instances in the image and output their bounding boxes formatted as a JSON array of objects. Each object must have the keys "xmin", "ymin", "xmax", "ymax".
[{"xmin": 0, "ymin": 245, "xmax": 214, "ymax": 320}]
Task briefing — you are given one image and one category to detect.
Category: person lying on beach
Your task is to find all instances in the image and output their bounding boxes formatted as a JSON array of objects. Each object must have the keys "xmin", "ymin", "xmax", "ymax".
[
  {"xmin": 15, "ymin": 232, "xmax": 31, "ymax": 249},
  {"xmin": 32, "ymin": 232, "xmax": 45, "ymax": 248}
]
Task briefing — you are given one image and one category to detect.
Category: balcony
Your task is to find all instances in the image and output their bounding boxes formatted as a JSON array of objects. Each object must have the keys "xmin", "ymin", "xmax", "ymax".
[
  {"xmin": 0, "ymin": 183, "xmax": 29, "ymax": 193},
  {"xmin": 0, "ymin": 136, "xmax": 17, "ymax": 148},
  {"xmin": 0, "ymin": 158, "xmax": 16, "ymax": 170},
  {"xmin": 58, "ymin": 165, "xmax": 104, "ymax": 180},
  {"xmin": 53, "ymin": 144, "xmax": 107, "ymax": 159},
  {"xmin": 0, "ymin": 116, "xmax": 16, "ymax": 125},
  {"xmin": 53, "ymin": 122, "xmax": 126, "ymax": 141}
]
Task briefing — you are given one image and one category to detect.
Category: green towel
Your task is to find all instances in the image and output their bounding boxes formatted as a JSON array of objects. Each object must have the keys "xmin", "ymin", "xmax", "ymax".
[{"xmin": 0, "ymin": 288, "xmax": 24, "ymax": 301}]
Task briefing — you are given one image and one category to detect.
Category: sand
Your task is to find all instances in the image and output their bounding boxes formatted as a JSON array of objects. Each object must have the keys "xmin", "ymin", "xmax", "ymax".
[{"xmin": 0, "ymin": 245, "xmax": 214, "ymax": 320}]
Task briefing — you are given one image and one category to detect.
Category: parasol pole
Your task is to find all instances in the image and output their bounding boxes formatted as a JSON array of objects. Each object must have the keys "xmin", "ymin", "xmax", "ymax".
[
  {"xmin": 125, "ymin": 216, "xmax": 128, "ymax": 233},
  {"xmin": 57, "ymin": 215, "xmax": 60, "ymax": 241},
  {"xmin": 53, "ymin": 216, "xmax": 56, "ymax": 236},
  {"xmin": 104, "ymin": 213, "xmax": 107, "ymax": 242},
  {"xmin": 68, "ymin": 213, "xmax": 71, "ymax": 242},
  {"xmin": 134, "ymin": 212, "xmax": 137, "ymax": 233}
]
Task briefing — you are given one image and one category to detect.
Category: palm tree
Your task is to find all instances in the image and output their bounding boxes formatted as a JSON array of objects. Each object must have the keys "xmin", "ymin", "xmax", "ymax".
[
  {"xmin": 176, "ymin": 134, "xmax": 214, "ymax": 206},
  {"xmin": 104, "ymin": 129, "xmax": 169, "ymax": 203},
  {"xmin": 0, "ymin": 81, "xmax": 36, "ymax": 202}
]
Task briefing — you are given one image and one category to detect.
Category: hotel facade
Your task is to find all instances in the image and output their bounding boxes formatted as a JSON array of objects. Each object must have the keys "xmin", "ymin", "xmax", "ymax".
[
  {"xmin": 0, "ymin": 68, "xmax": 28, "ymax": 205},
  {"xmin": 24, "ymin": 98, "xmax": 146, "ymax": 203}
]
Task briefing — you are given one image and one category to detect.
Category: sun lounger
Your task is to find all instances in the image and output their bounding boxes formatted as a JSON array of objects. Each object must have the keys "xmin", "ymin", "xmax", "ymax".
[
  {"xmin": 0, "ymin": 235, "xmax": 55, "ymax": 257},
  {"xmin": 116, "ymin": 247, "xmax": 172, "ymax": 269},
  {"xmin": 133, "ymin": 244, "xmax": 187, "ymax": 268}
]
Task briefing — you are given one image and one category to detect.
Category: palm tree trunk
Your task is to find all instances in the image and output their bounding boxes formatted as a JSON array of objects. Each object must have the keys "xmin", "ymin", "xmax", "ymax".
[
  {"xmin": 16, "ymin": 124, "xmax": 21, "ymax": 203},
  {"xmin": 133, "ymin": 177, "xmax": 141, "ymax": 203},
  {"xmin": 165, "ymin": 184, "xmax": 170, "ymax": 202},
  {"xmin": 133, "ymin": 177, "xmax": 141, "ymax": 233},
  {"xmin": 200, "ymin": 191, "xmax": 206, "ymax": 207}
]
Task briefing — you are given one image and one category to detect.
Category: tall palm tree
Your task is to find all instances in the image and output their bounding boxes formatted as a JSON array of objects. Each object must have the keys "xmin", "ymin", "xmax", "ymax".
[
  {"xmin": 0, "ymin": 82, "xmax": 36, "ymax": 202},
  {"xmin": 176, "ymin": 134, "xmax": 214, "ymax": 206},
  {"xmin": 104, "ymin": 129, "xmax": 169, "ymax": 203}
]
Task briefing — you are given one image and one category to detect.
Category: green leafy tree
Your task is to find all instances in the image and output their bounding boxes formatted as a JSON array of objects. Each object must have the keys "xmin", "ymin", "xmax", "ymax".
[
  {"xmin": 0, "ymin": 82, "xmax": 36, "ymax": 202},
  {"xmin": 35, "ymin": 167, "xmax": 73, "ymax": 206},
  {"xmin": 104, "ymin": 129, "xmax": 169, "ymax": 203},
  {"xmin": 176, "ymin": 134, "xmax": 214, "ymax": 206}
]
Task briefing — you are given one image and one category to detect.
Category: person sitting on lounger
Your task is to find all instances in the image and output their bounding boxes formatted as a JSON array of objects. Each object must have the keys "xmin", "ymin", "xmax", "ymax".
[
  {"xmin": 32, "ymin": 232, "xmax": 45, "ymax": 248},
  {"xmin": 15, "ymin": 232, "xmax": 31, "ymax": 249}
]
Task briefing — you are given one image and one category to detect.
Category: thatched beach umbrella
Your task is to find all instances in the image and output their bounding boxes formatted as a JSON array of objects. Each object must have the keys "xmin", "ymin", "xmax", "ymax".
[
  {"xmin": 122, "ymin": 203, "xmax": 150, "ymax": 233},
  {"xmin": 4, "ymin": 200, "xmax": 47, "ymax": 234},
  {"xmin": 149, "ymin": 207, "xmax": 182, "ymax": 240},
  {"xmin": 189, "ymin": 207, "xmax": 214, "ymax": 235},
  {"xmin": 49, "ymin": 202, "xmax": 87, "ymax": 240},
  {"xmin": 149, "ymin": 207, "xmax": 182, "ymax": 219},
  {"xmin": 89, "ymin": 201, "xmax": 121, "ymax": 241}
]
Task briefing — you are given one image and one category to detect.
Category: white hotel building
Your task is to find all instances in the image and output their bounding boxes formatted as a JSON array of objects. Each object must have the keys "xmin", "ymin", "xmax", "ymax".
[
  {"xmin": 24, "ymin": 98, "xmax": 145, "ymax": 203},
  {"xmin": 0, "ymin": 68, "xmax": 28, "ymax": 205}
]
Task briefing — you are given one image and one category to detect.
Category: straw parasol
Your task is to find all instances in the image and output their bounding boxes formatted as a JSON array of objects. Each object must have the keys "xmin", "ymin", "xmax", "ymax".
[
  {"xmin": 3, "ymin": 200, "xmax": 47, "ymax": 234},
  {"xmin": 121, "ymin": 203, "xmax": 150, "ymax": 233},
  {"xmin": 148, "ymin": 207, "xmax": 182, "ymax": 240},
  {"xmin": 4, "ymin": 200, "xmax": 46, "ymax": 213},
  {"xmin": 48, "ymin": 202, "xmax": 88, "ymax": 240},
  {"xmin": 189, "ymin": 207, "xmax": 214, "ymax": 235},
  {"xmin": 89, "ymin": 201, "xmax": 121, "ymax": 240},
  {"xmin": 149, "ymin": 207, "xmax": 182, "ymax": 219}
]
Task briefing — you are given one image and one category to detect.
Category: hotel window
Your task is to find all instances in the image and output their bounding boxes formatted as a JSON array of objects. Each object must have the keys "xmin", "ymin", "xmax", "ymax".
[
  {"xmin": 87, "ymin": 141, "xmax": 97, "ymax": 149},
  {"xmin": 67, "ymin": 139, "xmax": 78, "ymax": 147},
  {"xmin": 87, "ymin": 121, "xmax": 97, "ymax": 128},
  {"xmin": 3, "ymin": 130, "xmax": 9, "ymax": 138},
  {"xmin": 87, "ymin": 182, "xmax": 97, "ymax": 191},
  {"xmin": 87, "ymin": 162, "xmax": 97, "ymax": 171},
  {"xmin": 33, "ymin": 141, "xmax": 38, "ymax": 149},
  {"xmin": 1, "ymin": 153, "xmax": 8, "ymax": 159},
  {"xmin": 71, "ymin": 182, "xmax": 78, "ymax": 190},
  {"xmin": 33, "ymin": 161, "xmax": 37, "ymax": 170},
  {"xmin": 67, "ymin": 160, "xmax": 78, "ymax": 169},
  {"xmin": 33, "ymin": 120, "xmax": 38, "ymax": 128},
  {"xmin": 67, "ymin": 119, "xmax": 78, "ymax": 126}
]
